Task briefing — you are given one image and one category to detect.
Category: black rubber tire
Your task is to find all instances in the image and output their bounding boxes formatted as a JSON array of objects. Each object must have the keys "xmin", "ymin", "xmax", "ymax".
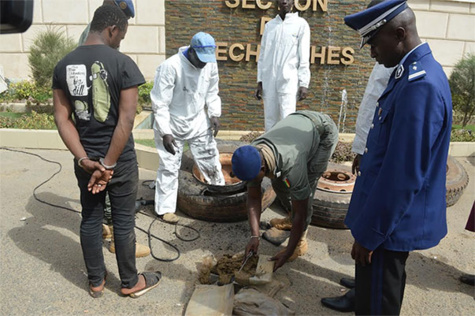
[
  {"xmin": 311, "ymin": 163, "xmax": 353, "ymax": 229},
  {"xmin": 446, "ymin": 155, "xmax": 469, "ymax": 207},
  {"xmin": 177, "ymin": 140, "xmax": 276, "ymax": 222},
  {"xmin": 311, "ymin": 156, "xmax": 470, "ymax": 229}
]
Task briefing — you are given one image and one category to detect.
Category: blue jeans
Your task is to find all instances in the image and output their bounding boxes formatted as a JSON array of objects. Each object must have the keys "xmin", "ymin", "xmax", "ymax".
[{"xmin": 74, "ymin": 158, "xmax": 139, "ymax": 288}]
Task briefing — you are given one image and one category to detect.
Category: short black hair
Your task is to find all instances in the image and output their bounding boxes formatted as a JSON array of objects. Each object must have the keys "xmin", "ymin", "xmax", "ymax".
[{"xmin": 90, "ymin": 4, "xmax": 128, "ymax": 33}]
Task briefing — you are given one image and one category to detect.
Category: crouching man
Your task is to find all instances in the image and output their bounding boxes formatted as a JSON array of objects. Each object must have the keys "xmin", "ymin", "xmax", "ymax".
[{"xmin": 232, "ymin": 111, "xmax": 338, "ymax": 271}]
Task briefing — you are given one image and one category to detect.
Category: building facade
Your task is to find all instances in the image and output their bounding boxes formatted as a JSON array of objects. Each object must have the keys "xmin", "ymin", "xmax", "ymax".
[{"xmin": 0, "ymin": 0, "xmax": 474, "ymax": 131}]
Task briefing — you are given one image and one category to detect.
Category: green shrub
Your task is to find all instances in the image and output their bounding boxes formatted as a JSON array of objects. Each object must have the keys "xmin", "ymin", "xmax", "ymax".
[
  {"xmin": 0, "ymin": 115, "xmax": 15, "ymax": 128},
  {"xmin": 28, "ymin": 27, "xmax": 76, "ymax": 89},
  {"xmin": 449, "ymin": 54, "xmax": 475, "ymax": 128},
  {"xmin": 0, "ymin": 111, "xmax": 56, "ymax": 129},
  {"xmin": 138, "ymin": 81, "xmax": 154, "ymax": 106},
  {"xmin": 239, "ymin": 131, "xmax": 263, "ymax": 142},
  {"xmin": 451, "ymin": 128, "xmax": 475, "ymax": 142},
  {"xmin": 2, "ymin": 81, "xmax": 53, "ymax": 104},
  {"xmin": 330, "ymin": 141, "xmax": 353, "ymax": 163}
]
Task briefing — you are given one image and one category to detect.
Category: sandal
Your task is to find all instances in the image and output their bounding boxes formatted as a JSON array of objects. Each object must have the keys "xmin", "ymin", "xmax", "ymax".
[
  {"xmin": 128, "ymin": 271, "xmax": 162, "ymax": 298},
  {"xmin": 89, "ymin": 276, "xmax": 106, "ymax": 298}
]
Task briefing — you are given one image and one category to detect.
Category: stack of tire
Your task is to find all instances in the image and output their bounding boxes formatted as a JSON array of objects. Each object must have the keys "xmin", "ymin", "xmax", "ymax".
[
  {"xmin": 177, "ymin": 139, "xmax": 468, "ymax": 226},
  {"xmin": 177, "ymin": 140, "xmax": 276, "ymax": 222}
]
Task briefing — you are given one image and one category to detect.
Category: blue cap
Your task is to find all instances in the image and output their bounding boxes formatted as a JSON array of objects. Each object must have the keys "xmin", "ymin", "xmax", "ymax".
[
  {"xmin": 114, "ymin": 0, "xmax": 135, "ymax": 18},
  {"xmin": 232, "ymin": 146, "xmax": 261, "ymax": 181},
  {"xmin": 344, "ymin": 0, "xmax": 408, "ymax": 48},
  {"xmin": 191, "ymin": 32, "xmax": 217, "ymax": 63}
]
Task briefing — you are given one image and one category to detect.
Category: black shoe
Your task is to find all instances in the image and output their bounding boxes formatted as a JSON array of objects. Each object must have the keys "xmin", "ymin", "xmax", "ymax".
[
  {"xmin": 340, "ymin": 277, "xmax": 355, "ymax": 289},
  {"xmin": 321, "ymin": 289, "xmax": 355, "ymax": 313},
  {"xmin": 460, "ymin": 274, "xmax": 475, "ymax": 286}
]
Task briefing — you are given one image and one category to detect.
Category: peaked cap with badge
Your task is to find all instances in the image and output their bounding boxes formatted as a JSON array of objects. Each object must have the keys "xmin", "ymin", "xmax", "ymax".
[{"xmin": 344, "ymin": 0, "xmax": 408, "ymax": 48}]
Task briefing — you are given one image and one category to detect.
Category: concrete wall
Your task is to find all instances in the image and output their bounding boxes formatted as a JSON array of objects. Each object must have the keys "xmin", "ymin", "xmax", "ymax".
[
  {"xmin": 0, "ymin": 0, "xmax": 166, "ymax": 81},
  {"xmin": 411, "ymin": 0, "xmax": 475, "ymax": 76}
]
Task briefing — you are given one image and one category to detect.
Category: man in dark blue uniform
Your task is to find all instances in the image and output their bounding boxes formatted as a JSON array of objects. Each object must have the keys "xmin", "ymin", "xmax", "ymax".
[{"xmin": 344, "ymin": 0, "xmax": 452, "ymax": 314}]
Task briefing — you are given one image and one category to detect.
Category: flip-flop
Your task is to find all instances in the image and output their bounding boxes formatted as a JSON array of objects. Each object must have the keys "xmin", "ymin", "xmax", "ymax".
[
  {"xmin": 129, "ymin": 271, "xmax": 162, "ymax": 298},
  {"xmin": 89, "ymin": 276, "xmax": 107, "ymax": 298}
]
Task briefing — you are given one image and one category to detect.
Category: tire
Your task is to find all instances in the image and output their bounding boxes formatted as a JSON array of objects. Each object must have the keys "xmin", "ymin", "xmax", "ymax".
[
  {"xmin": 311, "ymin": 156, "xmax": 469, "ymax": 229},
  {"xmin": 177, "ymin": 140, "xmax": 276, "ymax": 222},
  {"xmin": 311, "ymin": 163, "xmax": 354, "ymax": 229},
  {"xmin": 446, "ymin": 155, "xmax": 469, "ymax": 207}
]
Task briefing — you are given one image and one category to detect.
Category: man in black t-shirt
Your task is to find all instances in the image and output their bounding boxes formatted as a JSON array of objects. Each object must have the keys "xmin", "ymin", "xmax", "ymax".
[{"xmin": 53, "ymin": 5, "xmax": 160, "ymax": 298}]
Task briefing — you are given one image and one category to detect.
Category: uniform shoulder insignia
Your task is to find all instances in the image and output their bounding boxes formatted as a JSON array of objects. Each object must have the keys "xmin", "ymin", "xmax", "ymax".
[{"xmin": 408, "ymin": 61, "xmax": 426, "ymax": 82}]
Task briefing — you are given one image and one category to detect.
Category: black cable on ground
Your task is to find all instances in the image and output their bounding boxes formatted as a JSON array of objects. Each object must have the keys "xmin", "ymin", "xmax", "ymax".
[
  {"xmin": 0, "ymin": 147, "xmax": 200, "ymax": 262},
  {"xmin": 0, "ymin": 147, "xmax": 79, "ymax": 213}
]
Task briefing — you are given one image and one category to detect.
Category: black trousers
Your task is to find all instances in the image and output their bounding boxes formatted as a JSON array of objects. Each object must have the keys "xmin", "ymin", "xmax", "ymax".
[
  {"xmin": 355, "ymin": 248, "xmax": 409, "ymax": 315},
  {"xmin": 74, "ymin": 159, "xmax": 139, "ymax": 288}
]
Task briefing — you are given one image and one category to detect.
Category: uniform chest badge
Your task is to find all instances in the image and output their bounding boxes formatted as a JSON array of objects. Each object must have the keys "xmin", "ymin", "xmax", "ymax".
[
  {"xmin": 283, "ymin": 178, "xmax": 291, "ymax": 188},
  {"xmin": 395, "ymin": 64, "xmax": 404, "ymax": 79}
]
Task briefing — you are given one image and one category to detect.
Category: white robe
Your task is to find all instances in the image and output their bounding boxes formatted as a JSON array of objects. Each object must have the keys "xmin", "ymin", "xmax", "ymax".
[{"xmin": 257, "ymin": 12, "xmax": 311, "ymax": 131}]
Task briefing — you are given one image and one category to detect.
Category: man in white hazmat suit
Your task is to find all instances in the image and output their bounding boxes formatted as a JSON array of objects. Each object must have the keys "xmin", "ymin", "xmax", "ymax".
[
  {"xmin": 255, "ymin": 0, "xmax": 311, "ymax": 131},
  {"xmin": 151, "ymin": 32, "xmax": 225, "ymax": 223}
]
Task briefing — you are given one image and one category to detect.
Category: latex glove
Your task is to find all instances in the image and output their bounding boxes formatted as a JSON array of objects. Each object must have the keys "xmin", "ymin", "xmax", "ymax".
[
  {"xmin": 210, "ymin": 116, "xmax": 220, "ymax": 137},
  {"xmin": 297, "ymin": 86, "xmax": 308, "ymax": 101},
  {"xmin": 163, "ymin": 134, "xmax": 177, "ymax": 155},
  {"xmin": 255, "ymin": 82, "xmax": 263, "ymax": 100}
]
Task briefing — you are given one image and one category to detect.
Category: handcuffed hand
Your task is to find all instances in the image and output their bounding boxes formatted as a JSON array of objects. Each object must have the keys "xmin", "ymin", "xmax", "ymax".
[{"xmin": 87, "ymin": 169, "xmax": 114, "ymax": 194}]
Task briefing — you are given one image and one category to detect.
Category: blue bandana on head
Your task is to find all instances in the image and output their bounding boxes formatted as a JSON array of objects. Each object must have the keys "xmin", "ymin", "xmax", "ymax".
[{"xmin": 232, "ymin": 146, "xmax": 261, "ymax": 181}]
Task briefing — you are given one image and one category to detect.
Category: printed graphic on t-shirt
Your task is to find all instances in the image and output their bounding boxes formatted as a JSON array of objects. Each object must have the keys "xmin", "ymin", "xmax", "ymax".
[
  {"xmin": 74, "ymin": 100, "xmax": 90, "ymax": 120},
  {"xmin": 66, "ymin": 65, "xmax": 88, "ymax": 97},
  {"xmin": 90, "ymin": 61, "xmax": 111, "ymax": 123}
]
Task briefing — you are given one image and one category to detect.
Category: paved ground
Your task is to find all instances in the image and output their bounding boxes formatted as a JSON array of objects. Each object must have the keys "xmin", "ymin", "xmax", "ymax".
[{"xmin": 0, "ymin": 147, "xmax": 474, "ymax": 315}]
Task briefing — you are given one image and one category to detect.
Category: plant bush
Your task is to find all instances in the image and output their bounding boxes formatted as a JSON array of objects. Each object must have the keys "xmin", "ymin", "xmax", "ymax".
[
  {"xmin": 0, "ymin": 111, "xmax": 56, "ymax": 129},
  {"xmin": 451, "ymin": 128, "xmax": 475, "ymax": 142},
  {"xmin": 138, "ymin": 81, "xmax": 154, "ymax": 106},
  {"xmin": 449, "ymin": 53, "xmax": 475, "ymax": 128},
  {"xmin": 0, "ymin": 81, "xmax": 53, "ymax": 105},
  {"xmin": 28, "ymin": 27, "xmax": 76, "ymax": 89},
  {"xmin": 330, "ymin": 141, "xmax": 353, "ymax": 163},
  {"xmin": 239, "ymin": 131, "xmax": 263, "ymax": 142}
]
